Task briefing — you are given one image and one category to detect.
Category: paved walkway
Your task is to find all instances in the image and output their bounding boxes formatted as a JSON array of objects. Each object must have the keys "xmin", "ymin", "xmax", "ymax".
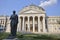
[{"xmin": 3, "ymin": 38, "xmax": 19, "ymax": 40}]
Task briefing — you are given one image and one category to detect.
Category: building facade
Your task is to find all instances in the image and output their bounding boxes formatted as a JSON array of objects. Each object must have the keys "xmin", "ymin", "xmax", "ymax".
[
  {"xmin": 0, "ymin": 5, "xmax": 60, "ymax": 33},
  {"xmin": 0, "ymin": 16, "xmax": 7, "ymax": 32}
]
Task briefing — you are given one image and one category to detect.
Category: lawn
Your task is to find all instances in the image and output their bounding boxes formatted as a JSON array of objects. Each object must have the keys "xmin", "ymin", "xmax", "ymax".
[
  {"xmin": 0, "ymin": 32, "xmax": 9, "ymax": 40},
  {"xmin": 0, "ymin": 32, "xmax": 60, "ymax": 40}
]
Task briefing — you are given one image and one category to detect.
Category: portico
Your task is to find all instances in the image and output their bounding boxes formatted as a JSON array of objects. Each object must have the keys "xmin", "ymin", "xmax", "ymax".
[
  {"xmin": 18, "ymin": 5, "xmax": 46, "ymax": 33},
  {"xmin": 18, "ymin": 15, "xmax": 46, "ymax": 33}
]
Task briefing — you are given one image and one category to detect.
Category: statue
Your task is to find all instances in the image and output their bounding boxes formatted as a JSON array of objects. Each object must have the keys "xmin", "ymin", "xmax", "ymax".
[{"xmin": 9, "ymin": 10, "xmax": 18, "ymax": 39}]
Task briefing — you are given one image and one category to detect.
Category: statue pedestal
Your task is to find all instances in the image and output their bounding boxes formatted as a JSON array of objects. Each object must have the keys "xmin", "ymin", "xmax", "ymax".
[{"xmin": 3, "ymin": 38, "xmax": 19, "ymax": 40}]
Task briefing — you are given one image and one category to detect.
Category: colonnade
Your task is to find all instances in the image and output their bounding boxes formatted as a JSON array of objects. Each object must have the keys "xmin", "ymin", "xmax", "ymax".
[{"xmin": 18, "ymin": 16, "xmax": 46, "ymax": 33}]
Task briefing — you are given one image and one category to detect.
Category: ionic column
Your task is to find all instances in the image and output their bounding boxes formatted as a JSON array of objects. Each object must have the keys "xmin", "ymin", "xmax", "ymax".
[
  {"xmin": 18, "ymin": 17, "xmax": 21, "ymax": 32},
  {"xmin": 33, "ymin": 16, "xmax": 35, "ymax": 32},
  {"xmin": 43, "ymin": 17, "xmax": 46, "ymax": 32},
  {"xmin": 22, "ymin": 17, "xmax": 25, "ymax": 31},
  {"xmin": 20, "ymin": 18, "xmax": 22, "ymax": 31},
  {"xmin": 28, "ymin": 16, "xmax": 30, "ymax": 31},
  {"xmin": 38, "ymin": 17, "xmax": 40, "ymax": 32}
]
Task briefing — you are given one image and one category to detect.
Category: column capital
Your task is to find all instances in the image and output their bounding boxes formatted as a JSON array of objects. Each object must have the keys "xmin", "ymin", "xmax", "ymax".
[
  {"xmin": 28, "ymin": 16, "xmax": 30, "ymax": 18},
  {"xmin": 43, "ymin": 16, "xmax": 45, "ymax": 18},
  {"xmin": 23, "ymin": 16, "xmax": 25, "ymax": 18},
  {"xmin": 33, "ymin": 16, "xmax": 35, "ymax": 18},
  {"xmin": 38, "ymin": 16, "xmax": 40, "ymax": 18}
]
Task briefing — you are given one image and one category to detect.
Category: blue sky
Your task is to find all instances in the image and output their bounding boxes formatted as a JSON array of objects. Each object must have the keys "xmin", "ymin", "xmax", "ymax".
[{"xmin": 0, "ymin": 0, "xmax": 60, "ymax": 16}]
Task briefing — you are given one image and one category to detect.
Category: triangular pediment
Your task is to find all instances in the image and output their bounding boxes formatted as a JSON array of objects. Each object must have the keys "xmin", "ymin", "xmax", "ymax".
[
  {"xmin": 24, "ymin": 10, "xmax": 40, "ymax": 13},
  {"xmin": 19, "ymin": 5, "xmax": 45, "ymax": 14}
]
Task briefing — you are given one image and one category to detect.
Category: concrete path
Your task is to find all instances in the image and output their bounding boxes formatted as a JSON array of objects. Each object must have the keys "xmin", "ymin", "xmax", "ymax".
[{"xmin": 3, "ymin": 38, "xmax": 19, "ymax": 40}]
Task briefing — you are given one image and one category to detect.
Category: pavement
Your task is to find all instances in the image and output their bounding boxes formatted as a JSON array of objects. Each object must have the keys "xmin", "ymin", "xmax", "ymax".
[{"xmin": 3, "ymin": 38, "xmax": 19, "ymax": 40}]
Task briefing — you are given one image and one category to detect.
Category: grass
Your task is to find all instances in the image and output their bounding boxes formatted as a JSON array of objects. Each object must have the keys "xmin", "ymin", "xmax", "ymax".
[
  {"xmin": 0, "ymin": 32, "xmax": 9, "ymax": 40},
  {"xmin": 17, "ymin": 33, "xmax": 60, "ymax": 40},
  {"xmin": 0, "ymin": 32, "xmax": 60, "ymax": 40}
]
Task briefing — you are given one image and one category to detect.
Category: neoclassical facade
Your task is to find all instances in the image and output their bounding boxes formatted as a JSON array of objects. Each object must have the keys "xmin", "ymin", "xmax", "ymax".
[{"xmin": 0, "ymin": 5, "xmax": 60, "ymax": 33}]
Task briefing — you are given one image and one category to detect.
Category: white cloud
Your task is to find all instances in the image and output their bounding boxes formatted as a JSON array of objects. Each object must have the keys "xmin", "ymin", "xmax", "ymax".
[{"xmin": 39, "ymin": 0, "xmax": 57, "ymax": 7}]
